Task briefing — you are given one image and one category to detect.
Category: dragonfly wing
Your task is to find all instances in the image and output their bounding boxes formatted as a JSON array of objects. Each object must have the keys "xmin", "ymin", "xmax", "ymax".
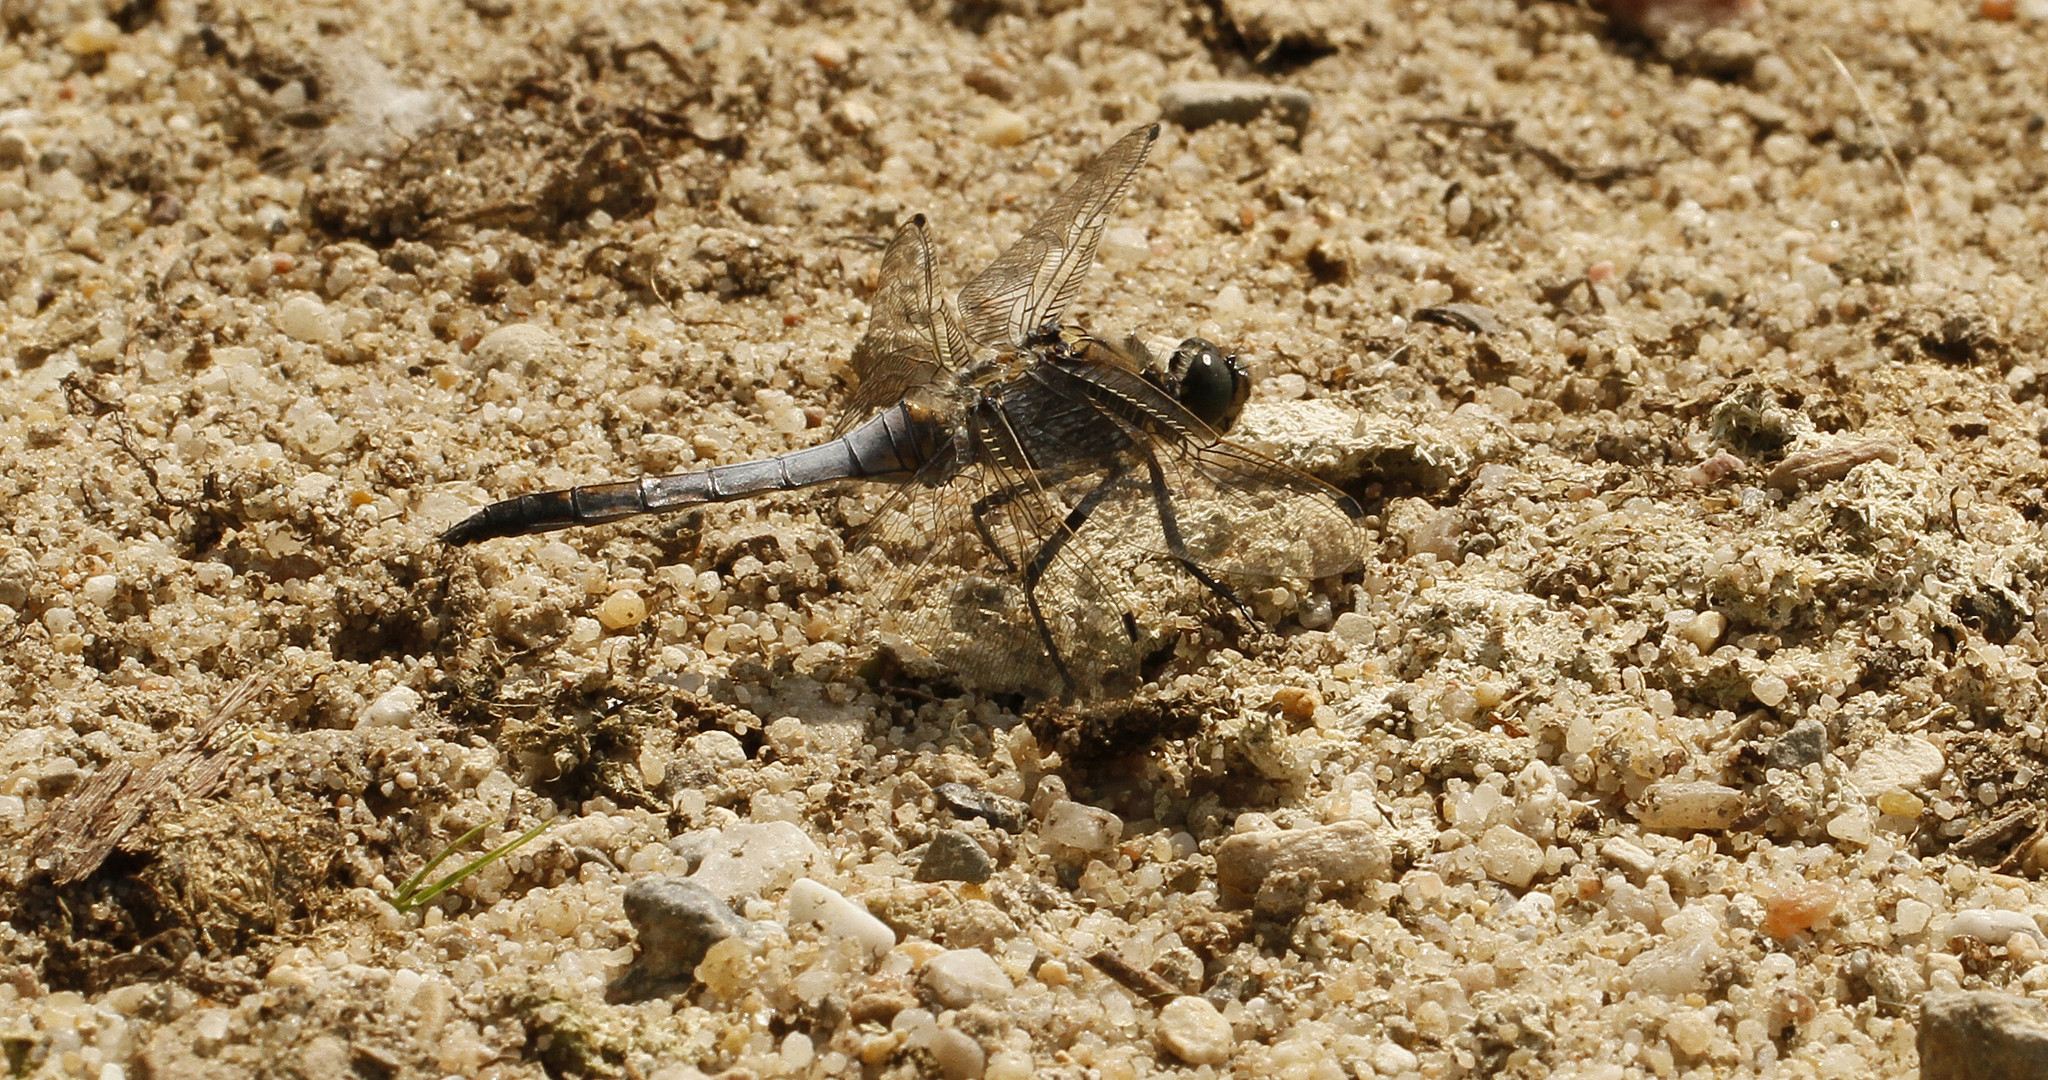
[
  {"xmin": 1123, "ymin": 436, "xmax": 1367, "ymax": 583},
  {"xmin": 957, "ymin": 124, "xmax": 1158, "ymax": 349},
  {"xmin": 849, "ymin": 445, "xmax": 1154, "ymax": 697},
  {"xmin": 841, "ymin": 215, "xmax": 970, "ymax": 434}
]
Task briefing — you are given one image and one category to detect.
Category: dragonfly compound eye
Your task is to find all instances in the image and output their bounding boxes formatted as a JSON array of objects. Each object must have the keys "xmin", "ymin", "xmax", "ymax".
[{"xmin": 1170, "ymin": 338, "xmax": 1251, "ymax": 433}]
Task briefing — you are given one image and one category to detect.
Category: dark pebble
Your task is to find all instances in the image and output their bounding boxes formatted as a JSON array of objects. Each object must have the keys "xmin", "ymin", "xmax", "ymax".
[
  {"xmin": 607, "ymin": 877, "xmax": 751, "ymax": 1002},
  {"xmin": 1767, "ymin": 718, "xmax": 1828, "ymax": 771},
  {"xmin": 1160, "ymin": 80, "xmax": 1314, "ymax": 131},
  {"xmin": 915, "ymin": 829, "xmax": 994, "ymax": 884},
  {"xmin": 936, "ymin": 782, "xmax": 1028, "ymax": 833}
]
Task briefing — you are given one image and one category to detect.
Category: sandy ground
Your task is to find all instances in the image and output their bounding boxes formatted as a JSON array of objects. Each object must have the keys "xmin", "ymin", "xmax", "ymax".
[{"xmin": 5, "ymin": 0, "xmax": 2048, "ymax": 1076}]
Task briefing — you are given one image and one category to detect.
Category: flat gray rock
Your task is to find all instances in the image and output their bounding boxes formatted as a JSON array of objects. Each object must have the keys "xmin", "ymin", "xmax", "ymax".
[
  {"xmin": 1160, "ymin": 80, "xmax": 1313, "ymax": 131},
  {"xmin": 1920, "ymin": 991, "xmax": 2048, "ymax": 1080}
]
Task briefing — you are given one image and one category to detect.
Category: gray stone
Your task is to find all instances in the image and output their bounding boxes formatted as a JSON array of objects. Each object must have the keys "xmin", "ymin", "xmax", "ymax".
[
  {"xmin": 935, "ymin": 782, "xmax": 1027, "ymax": 832},
  {"xmin": 1767, "ymin": 718, "xmax": 1827, "ymax": 771},
  {"xmin": 608, "ymin": 877, "xmax": 751, "ymax": 1002},
  {"xmin": 915, "ymin": 830, "xmax": 994, "ymax": 884},
  {"xmin": 1160, "ymin": 80, "xmax": 1314, "ymax": 131},
  {"xmin": 1920, "ymin": 991, "xmax": 2048, "ymax": 1080},
  {"xmin": 1214, "ymin": 820, "xmax": 1390, "ymax": 908}
]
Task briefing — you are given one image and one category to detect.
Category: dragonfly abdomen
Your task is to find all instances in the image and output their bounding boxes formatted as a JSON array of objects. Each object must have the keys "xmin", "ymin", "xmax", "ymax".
[{"xmin": 440, "ymin": 402, "xmax": 941, "ymax": 545}]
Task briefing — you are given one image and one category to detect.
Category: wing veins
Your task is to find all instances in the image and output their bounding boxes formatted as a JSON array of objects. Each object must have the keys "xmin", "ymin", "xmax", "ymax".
[{"xmin": 958, "ymin": 124, "xmax": 1159, "ymax": 348}]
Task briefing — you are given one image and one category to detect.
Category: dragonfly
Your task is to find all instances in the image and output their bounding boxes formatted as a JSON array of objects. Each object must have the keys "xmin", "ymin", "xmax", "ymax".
[{"xmin": 442, "ymin": 124, "xmax": 1365, "ymax": 696}]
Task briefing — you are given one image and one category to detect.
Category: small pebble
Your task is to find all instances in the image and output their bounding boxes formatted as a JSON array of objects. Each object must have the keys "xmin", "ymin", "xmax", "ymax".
[
  {"xmin": 1749, "ymin": 674, "xmax": 1789, "ymax": 708},
  {"xmin": 1160, "ymin": 79, "xmax": 1314, "ymax": 130},
  {"xmin": 596, "ymin": 590, "xmax": 648, "ymax": 631},
  {"xmin": 1634, "ymin": 781, "xmax": 1743, "ymax": 832},
  {"xmin": 613, "ymin": 878, "xmax": 751, "ymax": 1000},
  {"xmin": 780, "ymin": 1032, "xmax": 814, "ymax": 1072},
  {"xmin": 935, "ymin": 783, "xmax": 1028, "ymax": 832},
  {"xmin": 1677, "ymin": 609, "xmax": 1727, "ymax": 651},
  {"xmin": 1269, "ymin": 686, "xmax": 1320, "ymax": 723},
  {"xmin": 1626, "ymin": 932, "xmax": 1722, "ymax": 997},
  {"xmin": 1478, "ymin": 825, "xmax": 1545, "ymax": 889},
  {"xmin": 922, "ymin": 949, "xmax": 1012, "ymax": 1008},
  {"xmin": 0, "ymin": 129, "xmax": 30, "ymax": 169},
  {"xmin": 1156, "ymin": 996, "xmax": 1233, "ymax": 1066},
  {"xmin": 1947, "ymin": 909, "xmax": 2048, "ymax": 948},
  {"xmin": 81, "ymin": 574, "xmax": 118, "ymax": 609},
  {"xmin": 61, "ymin": 18, "xmax": 122, "ymax": 56},
  {"xmin": 849, "ymin": 991, "xmax": 914, "ymax": 1025},
  {"xmin": 928, "ymin": 1028, "xmax": 985, "ymax": 1080},
  {"xmin": 1098, "ymin": 225, "xmax": 1150, "ymax": 269},
  {"xmin": 1764, "ymin": 883, "xmax": 1839, "ymax": 939},
  {"xmin": 1766, "ymin": 718, "xmax": 1828, "ymax": 771},
  {"xmin": 915, "ymin": 830, "xmax": 994, "ymax": 884},
  {"xmin": 1764, "ymin": 438, "xmax": 1903, "ymax": 492},
  {"xmin": 963, "ymin": 65, "xmax": 1021, "ymax": 102},
  {"xmin": 1600, "ymin": 837, "xmax": 1659, "ymax": 882},
  {"xmin": 1213, "ymin": 820, "xmax": 1391, "ymax": 906},
  {"xmin": 984, "ymin": 1050, "xmax": 1033, "ymax": 1080},
  {"xmin": 787, "ymin": 878, "xmax": 895, "ymax": 957},
  {"xmin": 1895, "ymin": 898, "xmax": 1935, "ymax": 936},
  {"xmin": 1686, "ymin": 452, "xmax": 1744, "ymax": 486},
  {"xmin": 33, "ymin": 758, "xmax": 82, "ymax": 797},
  {"xmin": 1372, "ymin": 1042, "xmax": 1420, "ymax": 1075},
  {"xmin": 468, "ymin": 323, "xmax": 561, "ymax": 372},
  {"xmin": 277, "ymin": 295, "xmax": 334, "ymax": 344},
  {"xmin": 978, "ymin": 108, "xmax": 1028, "ymax": 147},
  {"xmin": 1826, "ymin": 809, "xmax": 1874, "ymax": 845},
  {"xmin": 811, "ymin": 38, "xmax": 848, "ymax": 69},
  {"xmin": 148, "ymin": 197, "xmax": 182, "ymax": 230},
  {"xmin": 1850, "ymin": 735, "xmax": 1946, "ymax": 796},
  {"xmin": 1040, "ymin": 801, "xmax": 1122, "ymax": 853},
  {"xmin": 685, "ymin": 821, "xmax": 823, "ymax": 899},
  {"xmin": 355, "ymin": 686, "xmax": 421, "ymax": 729},
  {"xmin": 1332, "ymin": 612, "xmax": 1375, "ymax": 646}
]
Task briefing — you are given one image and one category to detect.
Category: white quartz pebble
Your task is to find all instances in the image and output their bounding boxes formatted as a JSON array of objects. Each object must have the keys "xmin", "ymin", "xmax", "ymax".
[
  {"xmin": 786, "ymin": 879, "xmax": 895, "ymax": 957},
  {"xmin": 1157, "ymin": 996, "xmax": 1233, "ymax": 1065},
  {"xmin": 922, "ymin": 948, "xmax": 1012, "ymax": 1008},
  {"xmin": 1040, "ymin": 800, "xmax": 1122, "ymax": 852}
]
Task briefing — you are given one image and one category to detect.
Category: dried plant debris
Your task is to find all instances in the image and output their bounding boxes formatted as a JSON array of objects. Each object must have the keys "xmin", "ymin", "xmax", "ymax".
[{"xmin": 27, "ymin": 674, "xmax": 266, "ymax": 885}]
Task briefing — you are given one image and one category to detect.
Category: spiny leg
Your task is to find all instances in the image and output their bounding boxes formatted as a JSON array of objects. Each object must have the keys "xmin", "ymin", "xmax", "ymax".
[
  {"xmin": 1017, "ymin": 459, "xmax": 1137, "ymax": 696},
  {"xmin": 966, "ymin": 462, "xmax": 1092, "ymax": 576},
  {"xmin": 1138, "ymin": 449, "xmax": 1255, "ymax": 623}
]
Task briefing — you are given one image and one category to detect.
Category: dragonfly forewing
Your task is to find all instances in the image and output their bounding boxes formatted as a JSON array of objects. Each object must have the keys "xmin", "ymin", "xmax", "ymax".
[{"xmin": 957, "ymin": 124, "xmax": 1159, "ymax": 350}]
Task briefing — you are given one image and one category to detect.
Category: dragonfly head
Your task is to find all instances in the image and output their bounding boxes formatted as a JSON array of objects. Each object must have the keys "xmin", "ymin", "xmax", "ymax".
[{"xmin": 1168, "ymin": 338, "xmax": 1251, "ymax": 434}]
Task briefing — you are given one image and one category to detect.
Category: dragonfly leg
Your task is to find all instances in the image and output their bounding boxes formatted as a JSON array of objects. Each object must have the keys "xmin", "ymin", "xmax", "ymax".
[
  {"xmin": 965, "ymin": 460, "xmax": 1096, "ymax": 575},
  {"xmin": 967, "ymin": 489, "xmax": 1026, "ymax": 576},
  {"xmin": 1137, "ymin": 449, "xmax": 1254, "ymax": 622},
  {"xmin": 1015, "ymin": 460, "xmax": 1139, "ymax": 696}
]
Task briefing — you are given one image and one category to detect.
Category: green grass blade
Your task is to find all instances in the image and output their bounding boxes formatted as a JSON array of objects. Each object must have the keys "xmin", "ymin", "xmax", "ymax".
[{"xmin": 391, "ymin": 818, "xmax": 553, "ymax": 914}]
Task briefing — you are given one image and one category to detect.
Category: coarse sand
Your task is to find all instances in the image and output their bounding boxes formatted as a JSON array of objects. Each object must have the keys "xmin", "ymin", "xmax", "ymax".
[{"xmin": 5, "ymin": 0, "xmax": 2048, "ymax": 1077}]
